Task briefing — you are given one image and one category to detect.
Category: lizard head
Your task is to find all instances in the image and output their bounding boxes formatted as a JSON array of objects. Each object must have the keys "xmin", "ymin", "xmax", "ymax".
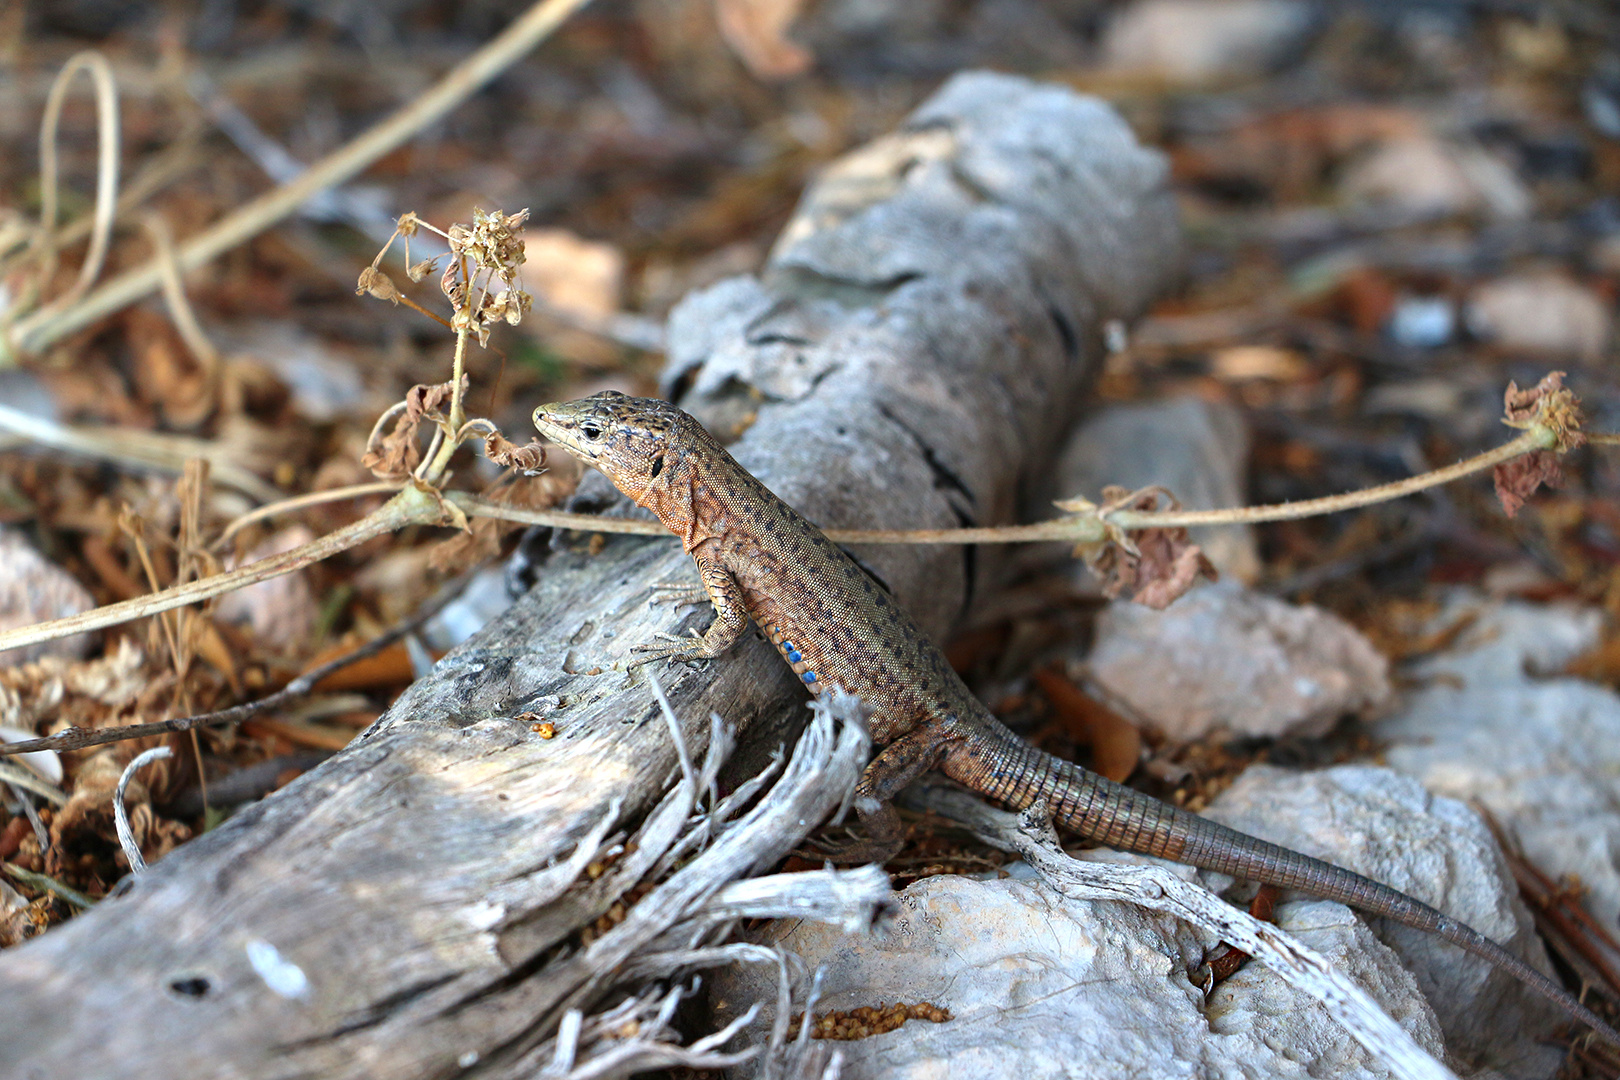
[{"xmin": 532, "ymin": 391, "xmax": 685, "ymax": 505}]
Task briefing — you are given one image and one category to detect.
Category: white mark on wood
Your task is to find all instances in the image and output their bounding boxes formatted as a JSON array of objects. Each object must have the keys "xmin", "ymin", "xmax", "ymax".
[
  {"xmin": 245, "ymin": 939, "xmax": 310, "ymax": 1000},
  {"xmin": 462, "ymin": 900, "xmax": 504, "ymax": 930}
]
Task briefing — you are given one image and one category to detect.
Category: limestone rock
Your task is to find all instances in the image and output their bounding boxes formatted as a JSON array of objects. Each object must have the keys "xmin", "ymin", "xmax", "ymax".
[{"xmin": 1087, "ymin": 579, "xmax": 1390, "ymax": 742}]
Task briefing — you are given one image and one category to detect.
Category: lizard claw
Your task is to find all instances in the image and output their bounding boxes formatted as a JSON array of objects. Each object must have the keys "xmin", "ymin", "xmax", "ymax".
[
  {"xmin": 628, "ymin": 629, "xmax": 716, "ymax": 668},
  {"xmin": 647, "ymin": 580, "xmax": 709, "ymax": 609},
  {"xmin": 796, "ymin": 831, "xmax": 902, "ymax": 866}
]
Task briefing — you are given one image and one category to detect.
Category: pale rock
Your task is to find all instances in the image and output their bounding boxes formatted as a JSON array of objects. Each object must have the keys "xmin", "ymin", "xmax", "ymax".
[
  {"xmin": 706, "ymin": 763, "xmax": 1569, "ymax": 1076},
  {"xmin": 1466, "ymin": 272, "xmax": 1613, "ymax": 363},
  {"xmin": 1087, "ymin": 579, "xmax": 1390, "ymax": 742},
  {"xmin": 1377, "ymin": 595, "xmax": 1620, "ymax": 934},
  {"xmin": 0, "ymin": 527, "xmax": 95, "ymax": 666},
  {"xmin": 1101, "ymin": 0, "xmax": 1316, "ymax": 83},
  {"xmin": 523, "ymin": 228, "xmax": 624, "ymax": 320},
  {"xmin": 1339, "ymin": 136, "xmax": 1531, "ymax": 220},
  {"xmin": 214, "ymin": 526, "xmax": 317, "ymax": 653},
  {"xmin": 708, "ymin": 863, "xmax": 1445, "ymax": 1079},
  {"xmin": 1054, "ymin": 396, "xmax": 1259, "ymax": 582},
  {"xmin": 1206, "ymin": 765, "xmax": 1564, "ymax": 1077}
]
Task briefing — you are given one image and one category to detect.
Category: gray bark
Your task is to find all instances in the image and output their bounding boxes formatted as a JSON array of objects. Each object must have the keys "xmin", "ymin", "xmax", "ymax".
[{"xmin": 0, "ymin": 71, "xmax": 1179, "ymax": 1079}]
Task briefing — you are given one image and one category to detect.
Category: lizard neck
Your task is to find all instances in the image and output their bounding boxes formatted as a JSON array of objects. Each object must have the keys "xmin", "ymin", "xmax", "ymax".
[{"xmin": 618, "ymin": 453, "xmax": 728, "ymax": 554}]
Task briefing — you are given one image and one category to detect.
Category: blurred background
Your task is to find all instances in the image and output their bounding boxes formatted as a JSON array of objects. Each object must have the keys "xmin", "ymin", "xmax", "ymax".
[{"xmin": 3, "ymin": 0, "xmax": 1620, "ymax": 953}]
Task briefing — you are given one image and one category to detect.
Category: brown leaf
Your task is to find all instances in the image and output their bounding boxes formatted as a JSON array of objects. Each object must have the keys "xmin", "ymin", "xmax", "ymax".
[
  {"xmin": 714, "ymin": 0, "xmax": 812, "ymax": 80},
  {"xmin": 403, "ymin": 379, "xmax": 457, "ymax": 424},
  {"xmin": 360, "ymin": 430, "xmax": 420, "ymax": 481},
  {"xmin": 1493, "ymin": 449, "xmax": 1564, "ymax": 518},
  {"xmin": 484, "ymin": 432, "xmax": 546, "ymax": 472},
  {"xmin": 1031, "ymin": 668, "xmax": 1142, "ymax": 783},
  {"xmin": 1503, "ymin": 370, "xmax": 1567, "ymax": 423},
  {"xmin": 1082, "ymin": 487, "xmax": 1218, "ymax": 609},
  {"xmin": 362, "ymin": 379, "xmax": 462, "ymax": 481},
  {"xmin": 1132, "ymin": 537, "xmax": 1217, "ymax": 610}
]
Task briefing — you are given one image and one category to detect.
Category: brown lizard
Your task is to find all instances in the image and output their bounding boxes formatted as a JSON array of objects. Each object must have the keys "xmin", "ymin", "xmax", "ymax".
[{"xmin": 533, "ymin": 390, "xmax": 1620, "ymax": 1048}]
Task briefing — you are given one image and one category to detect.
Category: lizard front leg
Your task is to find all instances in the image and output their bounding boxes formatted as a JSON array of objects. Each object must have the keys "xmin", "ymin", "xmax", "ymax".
[{"xmin": 631, "ymin": 554, "xmax": 748, "ymax": 666}]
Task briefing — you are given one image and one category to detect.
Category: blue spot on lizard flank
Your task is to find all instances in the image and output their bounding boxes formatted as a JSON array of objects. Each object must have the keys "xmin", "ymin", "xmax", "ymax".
[
  {"xmin": 786, "ymin": 649, "xmax": 802, "ymax": 662},
  {"xmin": 803, "ymin": 671, "xmax": 817, "ymax": 683}
]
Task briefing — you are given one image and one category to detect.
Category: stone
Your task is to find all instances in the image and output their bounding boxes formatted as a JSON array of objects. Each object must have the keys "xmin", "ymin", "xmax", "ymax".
[
  {"xmin": 1100, "ymin": 0, "xmax": 1316, "ymax": 83},
  {"xmin": 0, "ymin": 527, "xmax": 96, "ymax": 667},
  {"xmin": 1377, "ymin": 594, "xmax": 1620, "ymax": 934},
  {"xmin": 705, "ymin": 763, "xmax": 1568, "ymax": 1076},
  {"xmin": 1466, "ymin": 272, "xmax": 1613, "ymax": 363},
  {"xmin": 1086, "ymin": 579, "xmax": 1391, "ymax": 742}
]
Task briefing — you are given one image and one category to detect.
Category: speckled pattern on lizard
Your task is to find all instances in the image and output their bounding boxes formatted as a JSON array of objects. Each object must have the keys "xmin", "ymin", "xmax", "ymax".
[{"xmin": 533, "ymin": 389, "xmax": 1619, "ymax": 1048}]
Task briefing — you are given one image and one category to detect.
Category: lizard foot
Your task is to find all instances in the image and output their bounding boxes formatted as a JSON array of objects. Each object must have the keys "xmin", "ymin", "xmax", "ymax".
[
  {"xmin": 647, "ymin": 580, "xmax": 709, "ymax": 608},
  {"xmin": 797, "ymin": 800, "xmax": 905, "ymax": 866},
  {"xmin": 628, "ymin": 630, "xmax": 718, "ymax": 668}
]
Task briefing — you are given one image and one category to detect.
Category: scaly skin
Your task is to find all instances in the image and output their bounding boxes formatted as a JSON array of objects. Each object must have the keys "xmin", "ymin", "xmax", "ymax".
[{"xmin": 534, "ymin": 390, "xmax": 1619, "ymax": 1048}]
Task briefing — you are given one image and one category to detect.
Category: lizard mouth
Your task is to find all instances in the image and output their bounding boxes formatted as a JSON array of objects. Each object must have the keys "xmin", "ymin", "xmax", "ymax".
[{"xmin": 531, "ymin": 406, "xmax": 596, "ymax": 459}]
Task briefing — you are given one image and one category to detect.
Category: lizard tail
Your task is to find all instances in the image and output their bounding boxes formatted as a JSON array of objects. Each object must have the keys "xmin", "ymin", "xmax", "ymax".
[{"xmin": 941, "ymin": 727, "xmax": 1620, "ymax": 1047}]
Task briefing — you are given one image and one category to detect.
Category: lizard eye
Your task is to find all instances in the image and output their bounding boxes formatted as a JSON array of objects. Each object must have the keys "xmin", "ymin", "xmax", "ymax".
[{"xmin": 579, "ymin": 420, "xmax": 604, "ymax": 440}]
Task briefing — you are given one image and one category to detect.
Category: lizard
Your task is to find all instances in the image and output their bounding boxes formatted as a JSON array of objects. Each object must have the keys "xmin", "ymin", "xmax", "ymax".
[{"xmin": 532, "ymin": 389, "xmax": 1620, "ymax": 1048}]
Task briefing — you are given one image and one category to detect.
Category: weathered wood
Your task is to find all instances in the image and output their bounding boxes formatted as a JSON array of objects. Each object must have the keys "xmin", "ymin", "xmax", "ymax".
[{"xmin": 0, "ymin": 71, "xmax": 1179, "ymax": 1078}]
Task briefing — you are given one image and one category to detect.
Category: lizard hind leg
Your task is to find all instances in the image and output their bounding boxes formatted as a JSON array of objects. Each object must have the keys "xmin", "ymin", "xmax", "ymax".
[{"xmin": 810, "ymin": 724, "xmax": 957, "ymax": 865}]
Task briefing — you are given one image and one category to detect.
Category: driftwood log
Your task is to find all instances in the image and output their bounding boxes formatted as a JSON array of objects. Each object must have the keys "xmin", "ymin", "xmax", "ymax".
[{"xmin": 0, "ymin": 71, "xmax": 1180, "ymax": 1078}]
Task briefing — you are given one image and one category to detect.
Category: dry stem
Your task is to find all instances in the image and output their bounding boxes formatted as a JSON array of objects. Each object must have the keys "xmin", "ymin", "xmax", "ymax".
[
  {"xmin": 0, "ymin": 487, "xmax": 443, "ymax": 657},
  {"xmin": 3, "ymin": 0, "xmax": 593, "ymax": 360}
]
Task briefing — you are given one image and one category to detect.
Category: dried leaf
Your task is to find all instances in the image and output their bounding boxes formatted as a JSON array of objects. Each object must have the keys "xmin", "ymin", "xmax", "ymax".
[
  {"xmin": 362, "ymin": 379, "xmax": 462, "ymax": 480},
  {"xmin": 1132, "ymin": 539, "xmax": 1217, "ymax": 610},
  {"xmin": 1493, "ymin": 450, "xmax": 1564, "ymax": 518},
  {"xmin": 1031, "ymin": 669, "xmax": 1141, "ymax": 783},
  {"xmin": 404, "ymin": 378, "xmax": 458, "ymax": 424},
  {"xmin": 484, "ymin": 433, "xmax": 546, "ymax": 472},
  {"xmin": 361, "ymin": 429, "xmax": 420, "ymax": 480},
  {"xmin": 714, "ymin": 0, "xmax": 812, "ymax": 80},
  {"xmin": 1080, "ymin": 487, "xmax": 1217, "ymax": 609},
  {"xmin": 1503, "ymin": 370, "xmax": 1566, "ymax": 423}
]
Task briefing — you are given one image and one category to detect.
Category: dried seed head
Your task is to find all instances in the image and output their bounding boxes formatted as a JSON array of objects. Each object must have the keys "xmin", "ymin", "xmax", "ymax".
[{"xmin": 356, "ymin": 266, "xmax": 401, "ymax": 304}]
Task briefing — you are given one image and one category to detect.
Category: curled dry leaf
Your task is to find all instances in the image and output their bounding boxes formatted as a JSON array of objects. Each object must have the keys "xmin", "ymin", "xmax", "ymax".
[
  {"xmin": 1493, "ymin": 371, "xmax": 1585, "ymax": 517},
  {"xmin": 1076, "ymin": 486, "xmax": 1218, "ymax": 610},
  {"xmin": 714, "ymin": 0, "xmax": 812, "ymax": 80},
  {"xmin": 483, "ymin": 432, "xmax": 546, "ymax": 472},
  {"xmin": 361, "ymin": 378, "xmax": 464, "ymax": 480},
  {"xmin": 1494, "ymin": 451, "xmax": 1564, "ymax": 519}
]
